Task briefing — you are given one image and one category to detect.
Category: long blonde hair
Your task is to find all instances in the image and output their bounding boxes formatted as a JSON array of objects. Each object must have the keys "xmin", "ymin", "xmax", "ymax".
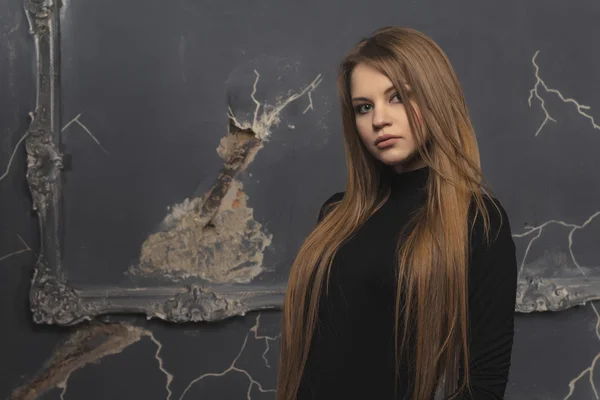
[{"xmin": 277, "ymin": 27, "xmax": 497, "ymax": 400}]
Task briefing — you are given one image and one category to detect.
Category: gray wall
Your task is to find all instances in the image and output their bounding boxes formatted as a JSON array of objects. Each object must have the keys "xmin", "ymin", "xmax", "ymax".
[{"xmin": 2, "ymin": 0, "xmax": 600, "ymax": 398}]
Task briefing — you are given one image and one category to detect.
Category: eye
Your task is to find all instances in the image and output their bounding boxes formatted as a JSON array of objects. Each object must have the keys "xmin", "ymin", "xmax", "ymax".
[
  {"xmin": 354, "ymin": 104, "xmax": 372, "ymax": 114},
  {"xmin": 391, "ymin": 93, "xmax": 402, "ymax": 103}
]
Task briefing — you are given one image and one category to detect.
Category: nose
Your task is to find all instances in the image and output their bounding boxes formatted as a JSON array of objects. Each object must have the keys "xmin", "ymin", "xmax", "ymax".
[{"xmin": 372, "ymin": 104, "xmax": 392, "ymax": 130}]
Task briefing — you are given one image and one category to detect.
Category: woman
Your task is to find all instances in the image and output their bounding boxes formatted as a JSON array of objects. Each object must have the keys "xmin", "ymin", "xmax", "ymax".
[{"xmin": 277, "ymin": 27, "xmax": 518, "ymax": 400}]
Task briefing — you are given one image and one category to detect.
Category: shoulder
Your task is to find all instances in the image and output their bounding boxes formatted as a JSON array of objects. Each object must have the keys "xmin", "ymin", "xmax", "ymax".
[
  {"xmin": 469, "ymin": 194, "xmax": 514, "ymax": 253},
  {"xmin": 317, "ymin": 192, "xmax": 345, "ymax": 223}
]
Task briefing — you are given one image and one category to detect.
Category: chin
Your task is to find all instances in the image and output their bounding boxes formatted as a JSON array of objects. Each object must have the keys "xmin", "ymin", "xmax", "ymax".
[
  {"xmin": 375, "ymin": 148, "xmax": 413, "ymax": 166},
  {"xmin": 378, "ymin": 157, "xmax": 409, "ymax": 167}
]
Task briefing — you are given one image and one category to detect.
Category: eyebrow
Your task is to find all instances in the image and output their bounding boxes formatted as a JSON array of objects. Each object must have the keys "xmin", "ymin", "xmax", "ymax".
[{"xmin": 351, "ymin": 85, "xmax": 396, "ymax": 103}]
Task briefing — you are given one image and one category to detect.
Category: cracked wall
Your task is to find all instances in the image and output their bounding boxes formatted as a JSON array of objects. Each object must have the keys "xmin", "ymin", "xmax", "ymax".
[
  {"xmin": 130, "ymin": 128, "xmax": 272, "ymax": 283},
  {"xmin": 11, "ymin": 323, "xmax": 150, "ymax": 400},
  {"xmin": 128, "ymin": 70, "xmax": 322, "ymax": 284},
  {"xmin": 9, "ymin": 314, "xmax": 279, "ymax": 400},
  {"xmin": 4, "ymin": 0, "xmax": 600, "ymax": 399}
]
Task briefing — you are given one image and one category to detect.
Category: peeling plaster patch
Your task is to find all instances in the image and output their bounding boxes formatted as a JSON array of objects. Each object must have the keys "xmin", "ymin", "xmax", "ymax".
[
  {"xmin": 130, "ymin": 127, "xmax": 271, "ymax": 283},
  {"xmin": 10, "ymin": 323, "xmax": 147, "ymax": 400},
  {"xmin": 129, "ymin": 71, "xmax": 322, "ymax": 283},
  {"xmin": 217, "ymin": 129, "xmax": 262, "ymax": 172},
  {"xmin": 135, "ymin": 179, "xmax": 272, "ymax": 283},
  {"xmin": 227, "ymin": 70, "xmax": 323, "ymax": 141}
]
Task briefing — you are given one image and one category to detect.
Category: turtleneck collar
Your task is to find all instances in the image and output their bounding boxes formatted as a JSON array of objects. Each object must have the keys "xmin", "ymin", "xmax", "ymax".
[{"xmin": 388, "ymin": 165, "xmax": 429, "ymax": 193}]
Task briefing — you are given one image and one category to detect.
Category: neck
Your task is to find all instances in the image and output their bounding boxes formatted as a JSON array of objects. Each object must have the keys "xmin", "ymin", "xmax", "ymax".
[
  {"xmin": 387, "ymin": 163, "xmax": 429, "ymax": 193},
  {"xmin": 392, "ymin": 157, "xmax": 428, "ymax": 174}
]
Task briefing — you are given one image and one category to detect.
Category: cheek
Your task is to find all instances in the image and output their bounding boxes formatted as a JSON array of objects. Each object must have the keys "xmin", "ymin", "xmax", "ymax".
[
  {"xmin": 355, "ymin": 119, "xmax": 372, "ymax": 146},
  {"xmin": 407, "ymin": 103, "xmax": 424, "ymax": 137},
  {"xmin": 400, "ymin": 109, "xmax": 419, "ymax": 143}
]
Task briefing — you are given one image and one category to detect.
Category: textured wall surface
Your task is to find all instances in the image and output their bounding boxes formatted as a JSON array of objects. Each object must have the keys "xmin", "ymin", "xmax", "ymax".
[{"xmin": 1, "ymin": 0, "xmax": 600, "ymax": 398}]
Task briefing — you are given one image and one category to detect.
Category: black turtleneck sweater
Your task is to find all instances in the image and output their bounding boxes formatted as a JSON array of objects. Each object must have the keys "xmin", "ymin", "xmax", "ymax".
[{"xmin": 297, "ymin": 166, "xmax": 517, "ymax": 400}]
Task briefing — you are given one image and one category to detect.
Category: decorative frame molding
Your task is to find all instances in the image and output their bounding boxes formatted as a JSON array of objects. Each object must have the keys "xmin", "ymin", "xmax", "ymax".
[
  {"xmin": 24, "ymin": 0, "xmax": 285, "ymax": 326},
  {"xmin": 23, "ymin": 0, "xmax": 598, "ymax": 326}
]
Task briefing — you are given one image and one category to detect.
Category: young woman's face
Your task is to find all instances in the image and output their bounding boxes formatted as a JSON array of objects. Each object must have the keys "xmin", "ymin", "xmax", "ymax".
[{"xmin": 350, "ymin": 63, "xmax": 425, "ymax": 172}]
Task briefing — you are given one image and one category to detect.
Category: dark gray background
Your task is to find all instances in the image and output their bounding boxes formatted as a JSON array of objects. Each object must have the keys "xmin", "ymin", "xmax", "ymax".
[{"xmin": 2, "ymin": 0, "xmax": 600, "ymax": 398}]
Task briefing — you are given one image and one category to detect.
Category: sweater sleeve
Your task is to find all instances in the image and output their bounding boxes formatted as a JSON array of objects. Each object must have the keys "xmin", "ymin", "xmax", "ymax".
[
  {"xmin": 317, "ymin": 192, "xmax": 344, "ymax": 223},
  {"xmin": 449, "ymin": 197, "xmax": 518, "ymax": 399}
]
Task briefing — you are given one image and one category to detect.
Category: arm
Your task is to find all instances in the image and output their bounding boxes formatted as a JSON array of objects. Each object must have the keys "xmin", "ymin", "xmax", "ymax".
[
  {"xmin": 317, "ymin": 192, "xmax": 344, "ymax": 223},
  {"xmin": 450, "ymin": 198, "xmax": 518, "ymax": 399}
]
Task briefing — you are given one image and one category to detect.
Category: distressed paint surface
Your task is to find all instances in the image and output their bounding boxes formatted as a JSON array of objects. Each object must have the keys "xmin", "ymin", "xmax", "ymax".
[
  {"xmin": 11, "ymin": 323, "xmax": 155, "ymax": 400},
  {"xmin": 2, "ymin": 0, "xmax": 600, "ymax": 399},
  {"xmin": 131, "ymin": 128, "xmax": 273, "ymax": 283}
]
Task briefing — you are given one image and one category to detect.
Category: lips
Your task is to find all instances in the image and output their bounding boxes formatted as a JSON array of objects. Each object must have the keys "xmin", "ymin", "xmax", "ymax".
[{"xmin": 374, "ymin": 134, "xmax": 401, "ymax": 146}]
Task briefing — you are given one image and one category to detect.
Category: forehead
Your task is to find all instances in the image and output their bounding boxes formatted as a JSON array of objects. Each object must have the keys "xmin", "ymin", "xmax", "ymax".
[{"xmin": 350, "ymin": 63, "xmax": 394, "ymax": 96}]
